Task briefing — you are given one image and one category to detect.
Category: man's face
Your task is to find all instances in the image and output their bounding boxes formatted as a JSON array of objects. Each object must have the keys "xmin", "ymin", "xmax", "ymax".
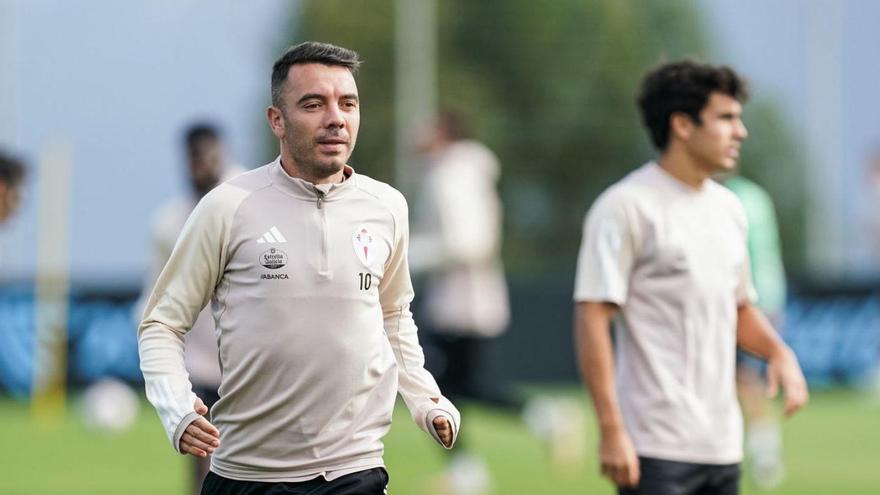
[
  {"xmin": 188, "ymin": 137, "xmax": 224, "ymax": 195},
  {"xmin": 683, "ymin": 92, "xmax": 748, "ymax": 173},
  {"xmin": 272, "ymin": 63, "xmax": 360, "ymax": 178},
  {"xmin": 0, "ymin": 181, "xmax": 22, "ymax": 224}
]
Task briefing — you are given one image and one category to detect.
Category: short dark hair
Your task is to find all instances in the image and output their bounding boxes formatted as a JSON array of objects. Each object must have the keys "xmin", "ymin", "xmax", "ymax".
[
  {"xmin": 184, "ymin": 122, "xmax": 221, "ymax": 149},
  {"xmin": 0, "ymin": 151, "xmax": 25, "ymax": 189},
  {"xmin": 271, "ymin": 41, "xmax": 362, "ymax": 108},
  {"xmin": 637, "ymin": 60, "xmax": 749, "ymax": 150}
]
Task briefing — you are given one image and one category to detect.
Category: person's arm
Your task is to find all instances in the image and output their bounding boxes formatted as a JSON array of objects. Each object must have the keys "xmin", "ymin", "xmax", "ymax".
[
  {"xmin": 572, "ymin": 188, "xmax": 641, "ymax": 487},
  {"xmin": 138, "ymin": 186, "xmax": 241, "ymax": 455},
  {"xmin": 736, "ymin": 303, "xmax": 808, "ymax": 417},
  {"xmin": 730, "ymin": 196, "xmax": 808, "ymax": 419},
  {"xmin": 381, "ymin": 190, "xmax": 459, "ymax": 448},
  {"xmin": 132, "ymin": 206, "xmax": 177, "ymax": 327},
  {"xmin": 574, "ymin": 301, "xmax": 639, "ymax": 488}
]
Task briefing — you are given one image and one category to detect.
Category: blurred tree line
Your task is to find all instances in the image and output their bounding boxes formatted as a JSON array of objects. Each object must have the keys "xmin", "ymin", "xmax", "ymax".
[{"xmin": 288, "ymin": 0, "xmax": 806, "ymax": 280}]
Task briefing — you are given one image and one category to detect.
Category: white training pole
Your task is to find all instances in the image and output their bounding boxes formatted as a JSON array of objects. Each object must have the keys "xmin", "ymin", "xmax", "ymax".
[{"xmin": 394, "ymin": 0, "xmax": 437, "ymax": 195}]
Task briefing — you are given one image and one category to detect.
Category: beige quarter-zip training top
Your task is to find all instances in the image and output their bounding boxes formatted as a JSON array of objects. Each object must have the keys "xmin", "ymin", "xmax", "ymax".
[{"xmin": 138, "ymin": 158, "xmax": 459, "ymax": 482}]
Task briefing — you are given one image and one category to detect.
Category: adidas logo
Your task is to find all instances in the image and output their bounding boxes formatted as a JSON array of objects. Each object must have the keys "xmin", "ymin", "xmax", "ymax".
[{"xmin": 256, "ymin": 226, "xmax": 288, "ymax": 244}]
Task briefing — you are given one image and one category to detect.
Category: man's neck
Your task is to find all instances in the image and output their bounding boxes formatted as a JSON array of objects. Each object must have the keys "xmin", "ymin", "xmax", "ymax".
[
  {"xmin": 280, "ymin": 157, "xmax": 345, "ymax": 185},
  {"xmin": 657, "ymin": 149, "xmax": 710, "ymax": 190}
]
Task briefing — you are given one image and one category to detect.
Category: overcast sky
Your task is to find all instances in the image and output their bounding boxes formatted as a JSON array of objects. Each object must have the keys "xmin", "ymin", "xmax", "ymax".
[
  {"xmin": 2, "ymin": 0, "xmax": 878, "ymax": 285},
  {"xmin": 0, "ymin": 0, "xmax": 291, "ymax": 285}
]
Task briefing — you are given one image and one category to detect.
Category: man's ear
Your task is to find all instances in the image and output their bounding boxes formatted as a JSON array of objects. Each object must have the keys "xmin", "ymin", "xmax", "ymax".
[
  {"xmin": 267, "ymin": 106, "xmax": 286, "ymax": 140},
  {"xmin": 669, "ymin": 112, "xmax": 695, "ymax": 143}
]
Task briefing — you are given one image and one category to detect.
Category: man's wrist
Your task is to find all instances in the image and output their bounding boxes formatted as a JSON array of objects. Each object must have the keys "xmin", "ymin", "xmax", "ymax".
[
  {"xmin": 173, "ymin": 411, "xmax": 202, "ymax": 453},
  {"xmin": 599, "ymin": 421, "xmax": 626, "ymax": 436},
  {"xmin": 768, "ymin": 343, "xmax": 793, "ymax": 362}
]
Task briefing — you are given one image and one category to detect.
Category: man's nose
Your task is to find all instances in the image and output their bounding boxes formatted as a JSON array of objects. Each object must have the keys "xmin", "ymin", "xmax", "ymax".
[
  {"xmin": 736, "ymin": 119, "xmax": 748, "ymax": 140},
  {"xmin": 323, "ymin": 104, "xmax": 345, "ymax": 129}
]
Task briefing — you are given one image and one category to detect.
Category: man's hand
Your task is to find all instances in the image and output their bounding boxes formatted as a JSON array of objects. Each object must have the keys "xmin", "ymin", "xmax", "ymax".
[
  {"xmin": 599, "ymin": 426, "xmax": 640, "ymax": 488},
  {"xmin": 766, "ymin": 347, "xmax": 809, "ymax": 418},
  {"xmin": 179, "ymin": 397, "xmax": 220, "ymax": 457},
  {"xmin": 432, "ymin": 416, "xmax": 453, "ymax": 448}
]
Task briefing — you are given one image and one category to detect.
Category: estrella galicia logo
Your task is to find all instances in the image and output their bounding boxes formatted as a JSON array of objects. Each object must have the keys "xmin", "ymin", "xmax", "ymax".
[{"xmin": 260, "ymin": 248, "xmax": 288, "ymax": 269}]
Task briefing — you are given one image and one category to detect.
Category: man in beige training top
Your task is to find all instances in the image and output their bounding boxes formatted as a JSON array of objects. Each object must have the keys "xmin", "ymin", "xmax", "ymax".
[
  {"xmin": 573, "ymin": 61, "xmax": 808, "ymax": 494},
  {"xmin": 138, "ymin": 41, "xmax": 459, "ymax": 495}
]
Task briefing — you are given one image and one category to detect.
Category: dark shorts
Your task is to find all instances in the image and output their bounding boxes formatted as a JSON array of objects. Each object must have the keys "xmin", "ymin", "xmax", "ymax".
[
  {"xmin": 618, "ymin": 457, "xmax": 740, "ymax": 495},
  {"xmin": 200, "ymin": 468, "xmax": 389, "ymax": 495},
  {"xmin": 423, "ymin": 332, "xmax": 523, "ymax": 412}
]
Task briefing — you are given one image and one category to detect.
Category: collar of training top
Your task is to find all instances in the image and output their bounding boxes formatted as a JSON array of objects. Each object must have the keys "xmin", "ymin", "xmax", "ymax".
[{"xmin": 269, "ymin": 157, "xmax": 357, "ymax": 201}]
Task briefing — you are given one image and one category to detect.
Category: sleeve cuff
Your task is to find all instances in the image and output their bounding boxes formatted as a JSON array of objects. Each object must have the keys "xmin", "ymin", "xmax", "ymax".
[
  {"xmin": 425, "ymin": 399, "xmax": 460, "ymax": 450},
  {"xmin": 172, "ymin": 411, "xmax": 201, "ymax": 453}
]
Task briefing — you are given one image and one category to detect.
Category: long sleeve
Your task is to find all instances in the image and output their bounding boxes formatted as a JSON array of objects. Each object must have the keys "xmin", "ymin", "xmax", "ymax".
[
  {"xmin": 132, "ymin": 201, "xmax": 188, "ymax": 327},
  {"xmin": 380, "ymin": 192, "xmax": 460, "ymax": 448},
  {"xmin": 137, "ymin": 186, "xmax": 240, "ymax": 451}
]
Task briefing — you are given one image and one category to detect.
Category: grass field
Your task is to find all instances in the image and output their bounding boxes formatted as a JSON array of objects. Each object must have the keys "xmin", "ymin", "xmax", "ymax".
[{"xmin": 1, "ymin": 388, "xmax": 877, "ymax": 494}]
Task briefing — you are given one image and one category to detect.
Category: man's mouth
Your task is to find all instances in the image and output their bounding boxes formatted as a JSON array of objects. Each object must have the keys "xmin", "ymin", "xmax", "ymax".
[{"xmin": 317, "ymin": 137, "xmax": 348, "ymax": 145}]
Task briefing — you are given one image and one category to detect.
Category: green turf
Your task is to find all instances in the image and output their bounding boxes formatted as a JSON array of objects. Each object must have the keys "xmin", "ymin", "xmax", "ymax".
[
  {"xmin": 0, "ymin": 389, "xmax": 877, "ymax": 494},
  {"xmin": 0, "ymin": 397, "xmax": 187, "ymax": 494}
]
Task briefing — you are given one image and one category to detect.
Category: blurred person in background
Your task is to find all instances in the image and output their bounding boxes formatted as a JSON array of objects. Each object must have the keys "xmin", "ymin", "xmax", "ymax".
[
  {"xmin": 573, "ymin": 60, "xmax": 808, "ymax": 495},
  {"xmin": 866, "ymin": 149, "xmax": 880, "ymax": 399},
  {"xmin": 723, "ymin": 174, "xmax": 788, "ymax": 489},
  {"xmin": 138, "ymin": 41, "xmax": 459, "ymax": 495},
  {"xmin": 0, "ymin": 150, "xmax": 25, "ymax": 273},
  {"xmin": 411, "ymin": 111, "xmax": 582, "ymax": 495},
  {"xmin": 134, "ymin": 122, "xmax": 241, "ymax": 494},
  {"xmin": 867, "ymin": 150, "xmax": 880, "ymax": 255},
  {"xmin": 0, "ymin": 150, "xmax": 25, "ymax": 228}
]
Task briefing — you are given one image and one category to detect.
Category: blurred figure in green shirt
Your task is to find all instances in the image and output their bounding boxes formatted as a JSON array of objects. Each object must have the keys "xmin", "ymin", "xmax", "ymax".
[{"xmin": 725, "ymin": 175, "xmax": 787, "ymax": 490}]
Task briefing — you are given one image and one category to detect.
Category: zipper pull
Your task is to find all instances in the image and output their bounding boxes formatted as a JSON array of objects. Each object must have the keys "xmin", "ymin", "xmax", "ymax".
[{"xmin": 316, "ymin": 190, "xmax": 325, "ymax": 209}]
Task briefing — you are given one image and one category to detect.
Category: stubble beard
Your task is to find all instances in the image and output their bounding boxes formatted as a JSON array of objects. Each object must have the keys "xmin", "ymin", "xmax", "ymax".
[{"xmin": 286, "ymin": 131, "xmax": 346, "ymax": 181}]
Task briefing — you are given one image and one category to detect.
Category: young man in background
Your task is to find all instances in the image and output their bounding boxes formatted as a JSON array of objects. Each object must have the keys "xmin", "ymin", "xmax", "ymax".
[{"xmin": 573, "ymin": 60, "xmax": 808, "ymax": 494}]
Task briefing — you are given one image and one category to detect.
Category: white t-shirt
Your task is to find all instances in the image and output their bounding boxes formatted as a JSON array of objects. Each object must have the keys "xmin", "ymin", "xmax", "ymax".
[
  {"xmin": 410, "ymin": 140, "xmax": 509, "ymax": 337},
  {"xmin": 574, "ymin": 162, "xmax": 756, "ymax": 464}
]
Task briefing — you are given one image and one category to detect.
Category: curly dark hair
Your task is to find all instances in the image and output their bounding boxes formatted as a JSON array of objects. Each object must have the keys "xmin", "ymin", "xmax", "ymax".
[
  {"xmin": 271, "ymin": 41, "xmax": 362, "ymax": 109},
  {"xmin": 184, "ymin": 122, "xmax": 221, "ymax": 149},
  {"xmin": 637, "ymin": 60, "xmax": 748, "ymax": 150}
]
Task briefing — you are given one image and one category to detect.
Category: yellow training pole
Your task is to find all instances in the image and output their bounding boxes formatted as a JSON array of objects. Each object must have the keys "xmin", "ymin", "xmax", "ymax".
[{"xmin": 31, "ymin": 139, "xmax": 72, "ymax": 426}]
